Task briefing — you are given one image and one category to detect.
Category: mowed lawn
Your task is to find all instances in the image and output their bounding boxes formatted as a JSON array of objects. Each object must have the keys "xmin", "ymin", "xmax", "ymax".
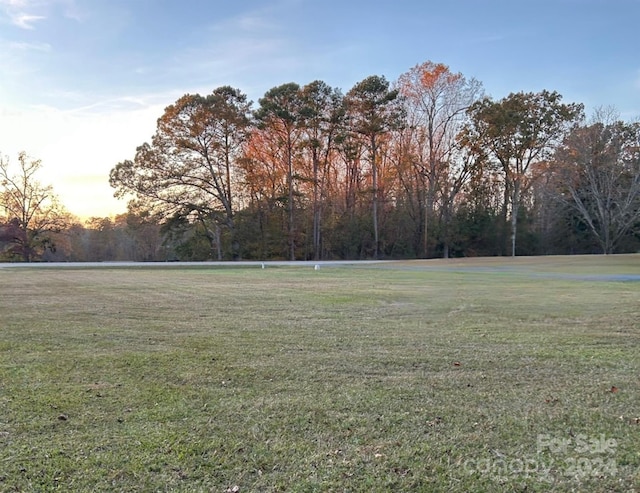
[{"xmin": 0, "ymin": 255, "xmax": 639, "ymax": 492}]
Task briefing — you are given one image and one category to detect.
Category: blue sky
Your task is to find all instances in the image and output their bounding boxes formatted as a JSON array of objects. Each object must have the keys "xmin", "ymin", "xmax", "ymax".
[{"xmin": 1, "ymin": 0, "xmax": 639, "ymax": 218}]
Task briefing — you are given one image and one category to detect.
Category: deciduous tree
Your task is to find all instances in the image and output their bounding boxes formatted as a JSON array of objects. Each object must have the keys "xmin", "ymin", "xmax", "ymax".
[
  {"xmin": 397, "ymin": 62, "xmax": 483, "ymax": 257},
  {"xmin": 109, "ymin": 86, "xmax": 251, "ymax": 259},
  {"xmin": 0, "ymin": 152, "xmax": 69, "ymax": 261},
  {"xmin": 462, "ymin": 91, "xmax": 583, "ymax": 255},
  {"xmin": 553, "ymin": 112, "xmax": 640, "ymax": 253}
]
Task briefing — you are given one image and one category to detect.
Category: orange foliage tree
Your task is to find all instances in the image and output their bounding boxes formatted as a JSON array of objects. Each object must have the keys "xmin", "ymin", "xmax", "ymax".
[{"xmin": 397, "ymin": 61, "xmax": 483, "ymax": 257}]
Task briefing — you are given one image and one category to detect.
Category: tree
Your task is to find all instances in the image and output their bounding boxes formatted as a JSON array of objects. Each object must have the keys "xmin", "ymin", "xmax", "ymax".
[
  {"xmin": 397, "ymin": 61, "xmax": 483, "ymax": 257},
  {"xmin": 331, "ymin": 126, "xmax": 368, "ymax": 257},
  {"xmin": 254, "ymin": 83, "xmax": 304, "ymax": 260},
  {"xmin": 345, "ymin": 75, "xmax": 401, "ymax": 258},
  {"xmin": 299, "ymin": 80, "xmax": 344, "ymax": 260},
  {"xmin": 116, "ymin": 212, "xmax": 164, "ymax": 261},
  {"xmin": 462, "ymin": 91, "xmax": 583, "ymax": 255},
  {"xmin": 0, "ymin": 152, "xmax": 70, "ymax": 261},
  {"xmin": 109, "ymin": 86, "xmax": 251, "ymax": 259},
  {"xmin": 553, "ymin": 112, "xmax": 640, "ymax": 253}
]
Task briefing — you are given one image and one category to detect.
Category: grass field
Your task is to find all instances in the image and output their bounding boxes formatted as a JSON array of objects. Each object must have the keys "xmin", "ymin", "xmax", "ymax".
[{"xmin": 0, "ymin": 255, "xmax": 639, "ymax": 492}]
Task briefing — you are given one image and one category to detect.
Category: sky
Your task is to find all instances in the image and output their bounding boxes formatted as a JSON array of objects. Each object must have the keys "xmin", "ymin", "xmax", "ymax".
[{"xmin": 1, "ymin": 0, "xmax": 639, "ymax": 220}]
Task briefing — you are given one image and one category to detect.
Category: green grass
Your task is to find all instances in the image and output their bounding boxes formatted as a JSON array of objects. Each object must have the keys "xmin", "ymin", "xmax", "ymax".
[{"xmin": 0, "ymin": 255, "xmax": 639, "ymax": 492}]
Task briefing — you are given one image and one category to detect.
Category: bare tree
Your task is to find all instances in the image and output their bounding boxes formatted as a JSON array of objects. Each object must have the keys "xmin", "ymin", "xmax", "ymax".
[
  {"xmin": 0, "ymin": 152, "xmax": 69, "ymax": 261},
  {"xmin": 553, "ymin": 111, "xmax": 640, "ymax": 253}
]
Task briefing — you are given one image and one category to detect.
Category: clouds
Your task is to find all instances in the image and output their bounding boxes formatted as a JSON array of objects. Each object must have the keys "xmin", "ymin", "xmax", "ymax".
[
  {"xmin": 0, "ymin": 0, "xmax": 45, "ymax": 29},
  {"xmin": 0, "ymin": 0, "xmax": 82, "ymax": 28},
  {"xmin": 8, "ymin": 39, "xmax": 51, "ymax": 51},
  {"xmin": 11, "ymin": 12, "xmax": 44, "ymax": 29}
]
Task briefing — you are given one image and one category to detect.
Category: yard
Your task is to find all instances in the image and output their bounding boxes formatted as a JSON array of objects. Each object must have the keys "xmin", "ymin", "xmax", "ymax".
[{"xmin": 0, "ymin": 255, "xmax": 638, "ymax": 491}]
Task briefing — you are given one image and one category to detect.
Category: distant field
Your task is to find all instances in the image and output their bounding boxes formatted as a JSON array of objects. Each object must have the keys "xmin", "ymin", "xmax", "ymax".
[{"xmin": 1, "ymin": 255, "xmax": 638, "ymax": 491}]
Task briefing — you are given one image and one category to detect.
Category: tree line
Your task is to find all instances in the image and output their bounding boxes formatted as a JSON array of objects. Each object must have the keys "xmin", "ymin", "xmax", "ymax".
[{"xmin": 2, "ymin": 61, "xmax": 639, "ymax": 261}]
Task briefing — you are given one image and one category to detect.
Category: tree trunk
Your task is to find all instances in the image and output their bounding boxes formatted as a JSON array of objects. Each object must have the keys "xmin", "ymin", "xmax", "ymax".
[
  {"xmin": 371, "ymin": 136, "xmax": 379, "ymax": 259},
  {"xmin": 501, "ymin": 180, "xmax": 510, "ymax": 256},
  {"xmin": 215, "ymin": 224, "xmax": 222, "ymax": 260},
  {"xmin": 312, "ymin": 150, "xmax": 320, "ymax": 260},
  {"xmin": 423, "ymin": 194, "xmax": 428, "ymax": 258},
  {"xmin": 441, "ymin": 204, "xmax": 451, "ymax": 259},
  {"xmin": 511, "ymin": 180, "xmax": 520, "ymax": 257},
  {"xmin": 287, "ymin": 134, "xmax": 295, "ymax": 261}
]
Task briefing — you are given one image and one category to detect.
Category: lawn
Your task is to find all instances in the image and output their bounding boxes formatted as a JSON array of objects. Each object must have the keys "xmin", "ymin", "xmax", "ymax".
[{"xmin": 0, "ymin": 255, "xmax": 639, "ymax": 492}]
